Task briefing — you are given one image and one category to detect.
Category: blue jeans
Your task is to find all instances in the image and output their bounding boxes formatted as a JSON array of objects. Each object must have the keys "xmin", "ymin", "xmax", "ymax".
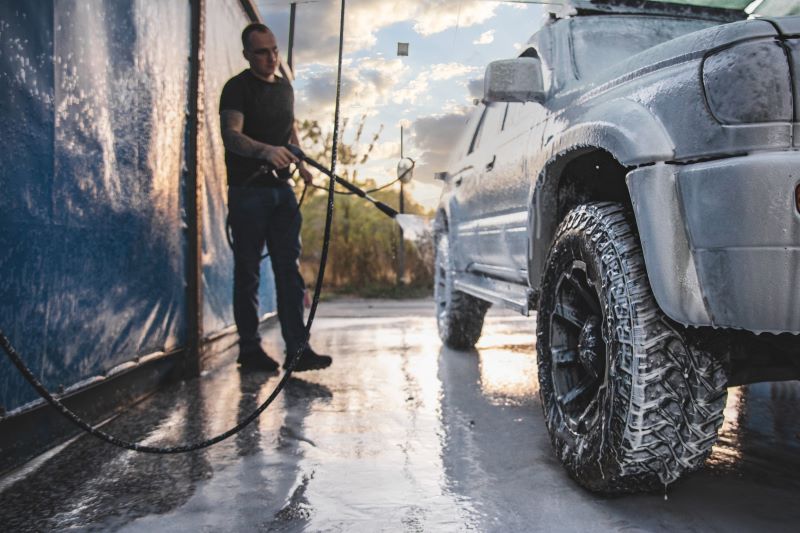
[{"xmin": 228, "ymin": 185, "xmax": 306, "ymax": 356}]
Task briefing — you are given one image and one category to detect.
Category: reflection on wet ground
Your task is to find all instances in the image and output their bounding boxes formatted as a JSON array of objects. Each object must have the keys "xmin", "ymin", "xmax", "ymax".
[
  {"xmin": 709, "ymin": 380, "xmax": 800, "ymax": 479},
  {"xmin": 1, "ymin": 299, "xmax": 799, "ymax": 531}
]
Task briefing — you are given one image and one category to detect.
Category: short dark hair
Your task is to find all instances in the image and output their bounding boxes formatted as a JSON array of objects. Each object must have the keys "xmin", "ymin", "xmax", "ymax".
[{"xmin": 242, "ymin": 23, "xmax": 271, "ymax": 50}]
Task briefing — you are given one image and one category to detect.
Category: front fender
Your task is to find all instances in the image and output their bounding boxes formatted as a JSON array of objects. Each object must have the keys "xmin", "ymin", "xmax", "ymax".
[
  {"xmin": 544, "ymin": 99, "xmax": 675, "ymax": 166},
  {"xmin": 527, "ymin": 99, "xmax": 675, "ymax": 290}
]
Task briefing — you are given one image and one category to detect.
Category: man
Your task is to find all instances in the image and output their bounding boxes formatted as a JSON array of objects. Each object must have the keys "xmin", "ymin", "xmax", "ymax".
[{"xmin": 220, "ymin": 22, "xmax": 331, "ymax": 372}]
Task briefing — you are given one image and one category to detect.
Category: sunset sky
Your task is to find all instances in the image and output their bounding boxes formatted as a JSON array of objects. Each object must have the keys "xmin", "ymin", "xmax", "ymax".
[{"xmin": 257, "ymin": 0, "xmax": 545, "ymax": 209}]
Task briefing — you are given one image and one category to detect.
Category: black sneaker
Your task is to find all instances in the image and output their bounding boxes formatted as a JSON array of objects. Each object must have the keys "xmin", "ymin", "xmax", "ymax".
[
  {"xmin": 284, "ymin": 347, "xmax": 332, "ymax": 372},
  {"xmin": 237, "ymin": 346, "xmax": 279, "ymax": 373}
]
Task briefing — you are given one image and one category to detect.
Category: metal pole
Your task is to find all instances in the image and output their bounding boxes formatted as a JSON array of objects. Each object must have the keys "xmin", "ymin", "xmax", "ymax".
[
  {"xmin": 184, "ymin": 0, "xmax": 205, "ymax": 378},
  {"xmin": 397, "ymin": 126, "xmax": 405, "ymax": 285},
  {"xmin": 287, "ymin": 2, "xmax": 296, "ymax": 73}
]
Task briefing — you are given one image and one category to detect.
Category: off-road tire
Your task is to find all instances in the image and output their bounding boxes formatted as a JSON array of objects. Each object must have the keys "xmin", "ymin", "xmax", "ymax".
[
  {"xmin": 434, "ymin": 231, "xmax": 489, "ymax": 349},
  {"xmin": 536, "ymin": 202, "xmax": 727, "ymax": 493}
]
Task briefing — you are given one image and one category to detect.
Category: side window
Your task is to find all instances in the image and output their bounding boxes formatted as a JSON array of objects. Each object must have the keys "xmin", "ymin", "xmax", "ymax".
[
  {"xmin": 467, "ymin": 105, "xmax": 488, "ymax": 155},
  {"xmin": 503, "ymin": 102, "xmax": 524, "ymax": 131},
  {"xmin": 470, "ymin": 103, "xmax": 506, "ymax": 154}
]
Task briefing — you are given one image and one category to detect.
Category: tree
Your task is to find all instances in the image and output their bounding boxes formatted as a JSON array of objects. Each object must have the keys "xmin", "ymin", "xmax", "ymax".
[{"xmin": 295, "ymin": 117, "xmax": 433, "ymax": 295}]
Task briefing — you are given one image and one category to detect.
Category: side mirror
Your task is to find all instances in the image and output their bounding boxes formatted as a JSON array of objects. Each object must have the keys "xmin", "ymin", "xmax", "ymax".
[
  {"xmin": 397, "ymin": 157, "xmax": 415, "ymax": 184},
  {"xmin": 484, "ymin": 57, "xmax": 545, "ymax": 103}
]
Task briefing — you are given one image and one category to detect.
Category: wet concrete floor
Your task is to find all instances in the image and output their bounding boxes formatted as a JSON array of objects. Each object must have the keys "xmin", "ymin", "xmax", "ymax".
[{"xmin": 1, "ymin": 298, "xmax": 799, "ymax": 532}]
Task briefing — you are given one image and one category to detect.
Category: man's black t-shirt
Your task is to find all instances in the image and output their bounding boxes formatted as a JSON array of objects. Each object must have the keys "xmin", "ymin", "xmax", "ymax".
[{"xmin": 219, "ymin": 69, "xmax": 294, "ymax": 186}]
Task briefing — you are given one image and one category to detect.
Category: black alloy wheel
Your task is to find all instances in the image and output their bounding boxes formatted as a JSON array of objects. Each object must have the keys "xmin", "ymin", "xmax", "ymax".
[
  {"xmin": 434, "ymin": 229, "xmax": 489, "ymax": 350},
  {"xmin": 536, "ymin": 202, "xmax": 727, "ymax": 494},
  {"xmin": 549, "ymin": 260, "xmax": 606, "ymax": 434}
]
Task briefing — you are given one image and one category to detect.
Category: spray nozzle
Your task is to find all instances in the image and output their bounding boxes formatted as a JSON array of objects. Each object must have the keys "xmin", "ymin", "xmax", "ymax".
[{"xmin": 283, "ymin": 143, "xmax": 398, "ymax": 219}]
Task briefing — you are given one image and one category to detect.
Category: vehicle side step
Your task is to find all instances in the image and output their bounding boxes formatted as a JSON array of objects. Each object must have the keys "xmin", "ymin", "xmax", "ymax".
[{"xmin": 453, "ymin": 273, "xmax": 533, "ymax": 316}]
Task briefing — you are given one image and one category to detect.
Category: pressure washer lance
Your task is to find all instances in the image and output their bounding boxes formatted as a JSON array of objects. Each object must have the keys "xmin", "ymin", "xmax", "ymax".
[
  {"xmin": 286, "ymin": 144, "xmax": 399, "ymax": 219},
  {"xmin": 225, "ymin": 145, "xmax": 400, "ymax": 256},
  {"xmin": 288, "ymin": 145, "xmax": 429, "ymax": 241}
]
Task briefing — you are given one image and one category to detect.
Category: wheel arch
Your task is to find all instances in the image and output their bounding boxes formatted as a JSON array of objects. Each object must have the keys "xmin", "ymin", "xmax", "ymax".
[
  {"xmin": 527, "ymin": 147, "xmax": 634, "ymax": 292},
  {"xmin": 527, "ymin": 100, "xmax": 675, "ymax": 292}
]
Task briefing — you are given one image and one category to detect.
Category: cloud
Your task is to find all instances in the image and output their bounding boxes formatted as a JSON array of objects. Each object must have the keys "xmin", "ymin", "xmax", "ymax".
[
  {"xmin": 429, "ymin": 62, "xmax": 479, "ymax": 81},
  {"xmin": 393, "ymin": 63, "xmax": 478, "ymax": 105},
  {"xmin": 260, "ymin": 0, "xmax": 499, "ymax": 66},
  {"xmin": 261, "ymin": 1, "xmax": 413, "ymax": 66},
  {"xmin": 466, "ymin": 77, "xmax": 484, "ymax": 100},
  {"xmin": 413, "ymin": 1, "xmax": 497, "ymax": 36},
  {"xmin": 364, "ymin": 140, "xmax": 401, "ymax": 161},
  {"xmin": 442, "ymin": 99, "xmax": 467, "ymax": 114},
  {"xmin": 408, "ymin": 180, "xmax": 444, "ymax": 211},
  {"xmin": 473, "ymin": 30, "xmax": 494, "ymax": 45},
  {"xmin": 410, "ymin": 107, "xmax": 474, "ymax": 183},
  {"xmin": 393, "ymin": 73, "xmax": 431, "ymax": 105},
  {"xmin": 297, "ymin": 57, "xmax": 409, "ymax": 122}
]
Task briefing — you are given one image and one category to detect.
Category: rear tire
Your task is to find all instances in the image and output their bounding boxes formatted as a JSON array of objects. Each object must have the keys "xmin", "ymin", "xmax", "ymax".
[
  {"xmin": 434, "ymin": 230, "xmax": 489, "ymax": 349},
  {"xmin": 536, "ymin": 203, "xmax": 727, "ymax": 493}
]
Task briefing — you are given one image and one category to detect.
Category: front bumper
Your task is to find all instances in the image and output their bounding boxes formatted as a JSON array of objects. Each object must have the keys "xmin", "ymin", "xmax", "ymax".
[{"xmin": 627, "ymin": 152, "xmax": 800, "ymax": 334}]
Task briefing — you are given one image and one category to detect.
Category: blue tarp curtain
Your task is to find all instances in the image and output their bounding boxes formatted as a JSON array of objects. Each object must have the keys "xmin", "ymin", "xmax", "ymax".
[{"xmin": 0, "ymin": 0, "xmax": 275, "ymax": 414}]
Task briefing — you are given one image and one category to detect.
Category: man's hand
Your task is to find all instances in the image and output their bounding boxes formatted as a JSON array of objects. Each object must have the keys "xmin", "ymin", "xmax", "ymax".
[
  {"xmin": 261, "ymin": 145, "xmax": 298, "ymax": 169},
  {"xmin": 289, "ymin": 125, "xmax": 312, "ymax": 184},
  {"xmin": 297, "ymin": 164, "xmax": 313, "ymax": 185}
]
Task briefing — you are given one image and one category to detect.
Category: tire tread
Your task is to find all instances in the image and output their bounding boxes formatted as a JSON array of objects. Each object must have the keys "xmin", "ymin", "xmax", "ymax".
[{"xmin": 538, "ymin": 202, "xmax": 727, "ymax": 493}]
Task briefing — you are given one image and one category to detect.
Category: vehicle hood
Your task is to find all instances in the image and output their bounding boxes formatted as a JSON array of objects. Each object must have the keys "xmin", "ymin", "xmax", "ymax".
[
  {"xmin": 582, "ymin": 17, "xmax": 778, "ymax": 89},
  {"xmin": 765, "ymin": 15, "xmax": 800, "ymax": 35}
]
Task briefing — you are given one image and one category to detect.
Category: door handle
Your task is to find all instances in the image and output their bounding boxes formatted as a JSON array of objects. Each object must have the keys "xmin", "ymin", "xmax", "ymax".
[{"xmin": 485, "ymin": 155, "xmax": 496, "ymax": 172}]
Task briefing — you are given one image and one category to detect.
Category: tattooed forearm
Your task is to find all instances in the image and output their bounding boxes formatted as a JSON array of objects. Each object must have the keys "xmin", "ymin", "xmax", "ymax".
[{"xmin": 220, "ymin": 110, "xmax": 271, "ymax": 159}]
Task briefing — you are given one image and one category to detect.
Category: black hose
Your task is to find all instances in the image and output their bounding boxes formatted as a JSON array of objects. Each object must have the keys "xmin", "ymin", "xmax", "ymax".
[{"xmin": 1, "ymin": 332, "xmax": 300, "ymax": 453}]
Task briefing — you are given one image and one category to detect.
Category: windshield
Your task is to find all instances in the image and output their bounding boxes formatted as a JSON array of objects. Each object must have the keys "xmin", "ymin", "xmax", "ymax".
[
  {"xmin": 648, "ymin": 1, "xmax": 798, "ymax": 15},
  {"xmin": 647, "ymin": 0, "xmax": 799, "ymax": 14},
  {"xmin": 569, "ymin": 15, "xmax": 717, "ymax": 80},
  {"xmin": 510, "ymin": 1, "xmax": 799, "ymax": 16}
]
